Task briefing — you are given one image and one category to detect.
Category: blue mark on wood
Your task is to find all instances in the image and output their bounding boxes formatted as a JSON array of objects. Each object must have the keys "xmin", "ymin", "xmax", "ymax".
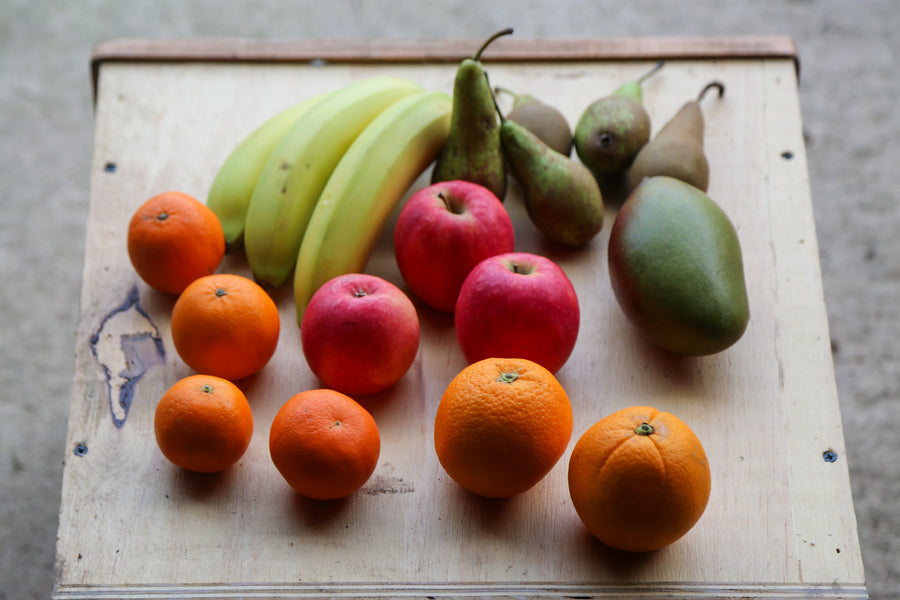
[{"xmin": 90, "ymin": 285, "xmax": 166, "ymax": 428}]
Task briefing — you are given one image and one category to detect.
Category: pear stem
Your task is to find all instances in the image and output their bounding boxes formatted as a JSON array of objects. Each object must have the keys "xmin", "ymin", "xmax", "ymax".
[
  {"xmin": 698, "ymin": 80, "xmax": 726, "ymax": 102},
  {"xmin": 487, "ymin": 72, "xmax": 507, "ymax": 123},
  {"xmin": 473, "ymin": 27, "xmax": 514, "ymax": 61},
  {"xmin": 493, "ymin": 86, "xmax": 517, "ymax": 102},
  {"xmin": 636, "ymin": 60, "xmax": 665, "ymax": 84}
]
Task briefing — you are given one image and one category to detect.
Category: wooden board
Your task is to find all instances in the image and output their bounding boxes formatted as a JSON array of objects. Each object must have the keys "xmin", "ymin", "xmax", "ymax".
[{"xmin": 55, "ymin": 38, "xmax": 866, "ymax": 599}]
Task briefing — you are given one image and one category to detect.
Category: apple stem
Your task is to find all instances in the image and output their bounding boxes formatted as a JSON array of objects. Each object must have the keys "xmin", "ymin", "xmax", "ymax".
[
  {"xmin": 353, "ymin": 288, "xmax": 368, "ymax": 298},
  {"xmin": 437, "ymin": 191, "xmax": 463, "ymax": 214}
]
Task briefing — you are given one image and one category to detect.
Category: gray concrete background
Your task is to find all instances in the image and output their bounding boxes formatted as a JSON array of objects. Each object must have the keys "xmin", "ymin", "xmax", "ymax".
[{"xmin": 1, "ymin": 1, "xmax": 897, "ymax": 598}]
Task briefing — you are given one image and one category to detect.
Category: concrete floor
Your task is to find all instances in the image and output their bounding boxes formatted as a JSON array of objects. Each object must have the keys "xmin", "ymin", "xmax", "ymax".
[{"xmin": 1, "ymin": 1, "xmax": 898, "ymax": 598}]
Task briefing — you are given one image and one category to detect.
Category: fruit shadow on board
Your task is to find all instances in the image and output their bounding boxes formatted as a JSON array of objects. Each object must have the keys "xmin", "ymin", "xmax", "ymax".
[
  {"xmin": 413, "ymin": 300, "xmax": 456, "ymax": 336},
  {"xmin": 526, "ymin": 231, "xmax": 596, "ymax": 267},
  {"xmin": 288, "ymin": 490, "xmax": 355, "ymax": 529},
  {"xmin": 162, "ymin": 464, "xmax": 239, "ymax": 501},
  {"xmin": 611, "ymin": 312, "xmax": 710, "ymax": 390},
  {"xmin": 348, "ymin": 357, "xmax": 425, "ymax": 418},
  {"xmin": 595, "ymin": 171, "xmax": 634, "ymax": 209},
  {"xmin": 446, "ymin": 480, "xmax": 529, "ymax": 535},
  {"xmin": 574, "ymin": 526, "xmax": 666, "ymax": 575},
  {"xmin": 217, "ymin": 245, "xmax": 251, "ymax": 280},
  {"xmin": 398, "ymin": 290, "xmax": 458, "ymax": 364}
]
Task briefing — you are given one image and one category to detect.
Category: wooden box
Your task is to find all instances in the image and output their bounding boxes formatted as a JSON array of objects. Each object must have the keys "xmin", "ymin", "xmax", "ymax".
[{"xmin": 54, "ymin": 37, "xmax": 867, "ymax": 599}]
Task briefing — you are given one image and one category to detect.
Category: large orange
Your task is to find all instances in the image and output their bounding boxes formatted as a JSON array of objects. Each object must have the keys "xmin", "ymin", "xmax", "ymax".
[
  {"xmin": 127, "ymin": 191, "xmax": 225, "ymax": 294},
  {"xmin": 433, "ymin": 357, "xmax": 573, "ymax": 498},
  {"xmin": 269, "ymin": 389, "xmax": 381, "ymax": 500},
  {"xmin": 567, "ymin": 405, "xmax": 711, "ymax": 552},
  {"xmin": 171, "ymin": 273, "xmax": 280, "ymax": 381},
  {"xmin": 153, "ymin": 374, "xmax": 253, "ymax": 473}
]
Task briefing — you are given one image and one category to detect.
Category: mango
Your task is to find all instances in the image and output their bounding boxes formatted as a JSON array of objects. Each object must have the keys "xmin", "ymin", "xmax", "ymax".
[{"xmin": 608, "ymin": 176, "xmax": 749, "ymax": 355}]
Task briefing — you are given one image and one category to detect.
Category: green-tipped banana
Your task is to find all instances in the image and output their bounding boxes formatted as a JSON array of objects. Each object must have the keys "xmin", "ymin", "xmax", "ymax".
[
  {"xmin": 206, "ymin": 92, "xmax": 327, "ymax": 248},
  {"xmin": 243, "ymin": 75, "xmax": 423, "ymax": 288},
  {"xmin": 293, "ymin": 90, "xmax": 452, "ymax": 323}
]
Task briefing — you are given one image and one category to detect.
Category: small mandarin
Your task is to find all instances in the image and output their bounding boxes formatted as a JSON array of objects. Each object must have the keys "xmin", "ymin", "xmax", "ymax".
[
  {"xmin": 269, "ymin": 389, "xmax": 381, "ymax": 500},
  {"xmin": 153, "ymin": 374, "xmax": 253, "ymax": 473},
  {"xmin": 567, "ymin": 405, "xmax": 711, "ymax": 552},
  {"xmin": 171, "ymin": 273, "xmax": 280, "ymax": 381},
  {"xmin": 127, "ymin": 191, "xmax": 225, "ymax": 294}
]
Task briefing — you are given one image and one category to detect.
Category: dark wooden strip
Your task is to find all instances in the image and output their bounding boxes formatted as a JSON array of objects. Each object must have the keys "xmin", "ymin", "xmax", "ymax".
[{"xmin": 90, "ymin": 36, "xmax": 799, "ymax": 98}]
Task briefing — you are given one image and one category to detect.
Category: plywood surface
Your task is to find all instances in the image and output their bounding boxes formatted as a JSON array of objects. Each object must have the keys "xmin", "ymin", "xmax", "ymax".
[{"xmin": 55, "ymin": 39, "xmax": 865, "ymax": 599}]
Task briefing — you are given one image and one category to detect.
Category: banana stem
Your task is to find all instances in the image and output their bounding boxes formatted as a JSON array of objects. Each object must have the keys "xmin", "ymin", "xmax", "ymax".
[
  {"xmin": 473, "ymin": 27, "xmax": 514, "ymax": 61},
  {"xmin": 698, "ymin": 80, "xmax": 726, "ymax": 102}
]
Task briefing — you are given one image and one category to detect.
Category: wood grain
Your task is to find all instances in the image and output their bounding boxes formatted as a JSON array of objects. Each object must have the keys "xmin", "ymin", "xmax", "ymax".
[{"xmin": 56, "ymin": 40, "xmax": 862, "ymax": 599}]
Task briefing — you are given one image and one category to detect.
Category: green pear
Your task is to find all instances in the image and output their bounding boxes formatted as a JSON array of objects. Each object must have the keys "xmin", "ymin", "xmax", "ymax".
[
  {"xmin": 608, "ymin": 175, "xmax": 749, "ymax": 355},
  {"xmin": 432, "ymin": 28, "xmax": 513, "ymax": 201},
  {"xmin": 495, "ymin": 87, "xmax": 573, "ymax": 156},
  {"xmin": 628, "ymin": 81, "xmax": 725, "ymax": 193},
  {"xmin": 574, "ymin": 61, "xmax": 664, "ymax": 176},
  {"xmin": 500, "ymin": 117, "xmax": 604, "ymax": 248}
]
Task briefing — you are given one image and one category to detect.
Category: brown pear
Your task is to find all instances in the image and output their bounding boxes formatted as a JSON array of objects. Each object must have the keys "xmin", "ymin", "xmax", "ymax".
[
  {"xmin": 495, "ymin": 87, "xmax": 573, "ymax": 156},
  {"xmin": 627, "ymin": 81, "xmax": 725, "ymax": 192}
]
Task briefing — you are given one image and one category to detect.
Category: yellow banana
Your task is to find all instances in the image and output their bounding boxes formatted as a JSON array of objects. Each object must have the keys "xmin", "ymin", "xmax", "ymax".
[
  {"xmin": 243, "ymin": 76, "xmax": 423, "ymax": 288},
  {"xmin": 206, "ymin": 92, "xmax": 327, "ymax": 248},
  {"xmin": 293, "ymin": 90, "xmax": 452, "ymax": 324}
]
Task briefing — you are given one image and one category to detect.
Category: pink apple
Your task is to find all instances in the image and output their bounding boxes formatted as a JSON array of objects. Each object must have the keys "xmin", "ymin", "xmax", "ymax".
[
  {"xmin": 300, "ymin": 273, "xmax": 420, "ymax": 396},
  {"xmin": 393, "ymin": 180, "xmax": 515, "ymax": 313},
  {"xmin": 454, "ymin": 252, "xmax": 580, "ymax": 374}
]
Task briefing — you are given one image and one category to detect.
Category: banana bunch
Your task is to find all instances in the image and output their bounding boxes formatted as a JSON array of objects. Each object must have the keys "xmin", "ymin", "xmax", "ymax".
[
  {"xmin": 293, "ymin": 89, "xmax": 452, "ymax": 323},
  {"xmin": 243, "ymin": 75, "xmax": 429, "ymax": 289},
  {"xmin": 206, "ymin": 92, "xmax": 326, "ymax": 248},
  {"xmin": 205, "ymin": 74, "xmax": 452, "ymax": 311}
]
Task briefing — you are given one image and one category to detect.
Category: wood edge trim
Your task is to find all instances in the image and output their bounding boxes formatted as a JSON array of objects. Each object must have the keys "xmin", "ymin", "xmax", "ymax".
[
  {"xmin": 90, "ymin": 36, "xmax": 800, "ymax": 103},
  {"xmin": 52, "ymin": 581, "xmax": 868, "ymax": 599}
]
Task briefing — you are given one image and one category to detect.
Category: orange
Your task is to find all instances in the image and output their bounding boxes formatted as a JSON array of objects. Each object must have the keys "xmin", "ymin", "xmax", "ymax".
[
  {"xmin": 153, "ymin": 374, "xmax": 253, "ymax": 473},
  {"xmin": 127, "ymin": 191, "xmax": 225, "ymax": 294},
  {"xmin": 433, "ymin": 357, "xmax": 573, "ymax": 498},
  {"xmin": 567, "ymin": 405, "xmax": 711, "ymax": 552},
  {"xmin": 269, "ymin": 389, "xmax": 381, "ymax": 500},
  {"xmin": 171, "ymin": 273, "xmax": 280, "ymax": 381}
]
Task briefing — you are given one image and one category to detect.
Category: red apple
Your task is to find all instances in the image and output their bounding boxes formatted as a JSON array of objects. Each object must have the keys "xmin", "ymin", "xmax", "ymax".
[
  {"xmin": 301, "ymin": 273, "xmax": 420, "ymax": 396},
  {"xmin": 454, "ymin": 252, "xmax": 580, "ymax": 374},
  {"xmin": 393, "ymin": 180, "xmax": 515, "ymax": 313}
]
